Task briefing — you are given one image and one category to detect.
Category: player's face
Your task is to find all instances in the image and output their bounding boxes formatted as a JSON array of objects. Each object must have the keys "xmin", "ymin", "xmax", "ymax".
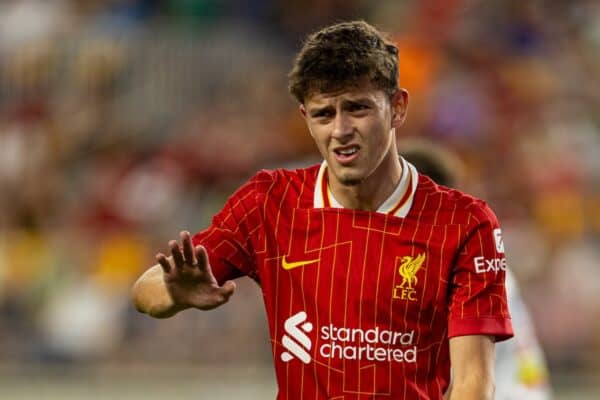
[{"xmin": 301, "ymin": 84, "xmax": 408, "ymax": 186}]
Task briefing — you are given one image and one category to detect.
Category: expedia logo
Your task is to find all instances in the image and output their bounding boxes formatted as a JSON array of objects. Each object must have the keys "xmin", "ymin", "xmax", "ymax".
[
  {"xmin": 393, "ymin": 253, "xmax": 426, "ymax": 301},
  {"xmin": 281, "ymin": 311, "xmax": 313, "ymax": 364},
  {"xmin": 474, "ymin": 256, "xmax": 507, "ymax": 274}
]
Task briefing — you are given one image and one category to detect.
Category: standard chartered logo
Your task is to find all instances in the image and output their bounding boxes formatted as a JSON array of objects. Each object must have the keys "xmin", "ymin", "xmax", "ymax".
[
  {"xmin": 319, "ymin": 325, "xmax": 417, "ymax": 363},
  {"xmin": 281, "ymin": 311, "xmax": 313, "ymax": 364},
  {"xmin": 281, "ymin": 311, "xmax": 417, "ymax": 364}
]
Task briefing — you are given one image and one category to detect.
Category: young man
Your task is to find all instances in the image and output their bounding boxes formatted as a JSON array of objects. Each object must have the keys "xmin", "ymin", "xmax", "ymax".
[{"xmin": 132, "ymin": 21, "xmax": 513, "ymax": 399}]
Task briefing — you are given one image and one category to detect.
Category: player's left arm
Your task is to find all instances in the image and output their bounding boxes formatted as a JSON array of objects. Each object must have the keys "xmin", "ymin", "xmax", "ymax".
[
  {"xmin": 445, "ymin": 202, "xmax": 513, "ymax": 399},
  {"xmin": 446, "ymin": 334, "xmax": 496, "ymax": 400}
]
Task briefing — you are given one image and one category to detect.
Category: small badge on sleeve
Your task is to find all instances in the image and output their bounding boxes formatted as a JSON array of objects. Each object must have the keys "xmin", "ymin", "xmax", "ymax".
[{"xmin": 493, "ymin": 228, "xmax": 505, "ymax": 253}]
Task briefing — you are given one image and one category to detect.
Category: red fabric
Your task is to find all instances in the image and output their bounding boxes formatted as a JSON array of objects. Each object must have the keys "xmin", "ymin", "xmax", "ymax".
[
  {"xmin": 192, "ymin": 166, "xmax": 513, "ymax": 399},
  {"xmin": 448, "ymin": 317, "xmax": 514, "ymax": 342}
]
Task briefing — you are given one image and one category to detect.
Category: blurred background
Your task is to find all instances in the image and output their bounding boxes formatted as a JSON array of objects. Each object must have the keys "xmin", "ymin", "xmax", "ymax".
[{"xmin": 0, "ymin": 0, "xmax": 598, "ymax": 398}]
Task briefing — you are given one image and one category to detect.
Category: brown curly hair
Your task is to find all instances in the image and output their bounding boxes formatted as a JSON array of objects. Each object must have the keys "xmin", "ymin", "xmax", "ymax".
[{"xmin": 288, "ymin": 20, "xmax": 399, "ymax": 104}]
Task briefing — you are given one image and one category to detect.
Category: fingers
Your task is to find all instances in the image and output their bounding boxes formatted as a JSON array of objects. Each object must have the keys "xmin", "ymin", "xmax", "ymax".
[
  {"xmin": 160, "ymin": 232, "xmax": 206, "ymax": 275},
  {"xmin": 195, "ymin": 245, "xmax": 209, "ymax": 270},
  {"xmin": 180, "ymin": 231, "xmax": 196, "ymax": 266},
  {"xmin": 156, "ymin": 253, "xmax": 171, "ymax": 273},
  {"xmin": 169, "ymin": 240, "xmax": 185, "ymax": 267},
  {"xmin": 197, "ymin": 249, "xmax": 235, "ymax": 303}
]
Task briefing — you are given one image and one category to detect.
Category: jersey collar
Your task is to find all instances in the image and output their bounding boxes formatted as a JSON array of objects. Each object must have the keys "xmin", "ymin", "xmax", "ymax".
[{"xmin": 313, "ymin": 157, "xmax": 419, "ymax": 218}]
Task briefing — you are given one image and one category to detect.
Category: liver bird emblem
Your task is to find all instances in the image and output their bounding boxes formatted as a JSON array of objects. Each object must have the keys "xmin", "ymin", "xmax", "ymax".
[{"xmin": 398, "ymin": 253, "xmax": 426, "ymax": 289}]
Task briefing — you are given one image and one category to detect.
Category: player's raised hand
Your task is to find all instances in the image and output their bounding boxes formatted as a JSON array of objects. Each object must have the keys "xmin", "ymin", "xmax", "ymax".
[{"xmin": 155, "ymin": 231, "xmax": 236, "ymax": 310}]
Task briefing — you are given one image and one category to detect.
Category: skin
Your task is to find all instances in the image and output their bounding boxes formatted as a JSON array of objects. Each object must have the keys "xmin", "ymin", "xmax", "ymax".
[
  {"xmin": 131, "ymin": 231, "xmax": 235, "ymax": 318},
  {"xmin": 445, "ymin": 335, "xmax": 496, "ymax": 400},
  {"xmin": 300, "ymin": 84, "xmax": 408, "ymax": 211},
  {"xmin": 131, "ymin": 82, "xmax": 496, "ymax": 399}
]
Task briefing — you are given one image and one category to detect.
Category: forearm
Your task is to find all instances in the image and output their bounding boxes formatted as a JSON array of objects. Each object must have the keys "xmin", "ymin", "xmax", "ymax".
[
  {"xmin": 447, "ymin": 375, "xmax": 494, "ymax": 400},
  {"xmin": 131, "ymin": 265, "xmax": 187, "ymax": 318},
  {"xmin": 447, "ymin": 335, "xmax": 496, "ymax": 400}
]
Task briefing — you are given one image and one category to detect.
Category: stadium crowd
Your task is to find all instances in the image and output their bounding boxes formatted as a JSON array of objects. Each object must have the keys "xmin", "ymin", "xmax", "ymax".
[{"xmin": 0, "ymin": 0, "xmax": 599, "ymax": 383}]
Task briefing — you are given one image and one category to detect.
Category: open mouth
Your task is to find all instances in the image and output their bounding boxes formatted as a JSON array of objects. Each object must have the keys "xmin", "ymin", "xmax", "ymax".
[
  {"xmin": 335, "ymin": 147, "xmax": 358, "ymax": 156},
  {"xmin": 333, "ymin": 145, "xmax": 360, "ymax": 163}
]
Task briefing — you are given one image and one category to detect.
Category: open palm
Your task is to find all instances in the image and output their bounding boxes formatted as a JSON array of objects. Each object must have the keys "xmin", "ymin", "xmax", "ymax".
[{"xmin": 155, "ymin": 231, "xmax": 236, "ymax": 310}]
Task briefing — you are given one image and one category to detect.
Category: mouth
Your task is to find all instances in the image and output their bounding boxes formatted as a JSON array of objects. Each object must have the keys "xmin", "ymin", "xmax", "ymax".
[{"xmin": 333, "ymin": 145, "xmax": 360, "ymax": 164}]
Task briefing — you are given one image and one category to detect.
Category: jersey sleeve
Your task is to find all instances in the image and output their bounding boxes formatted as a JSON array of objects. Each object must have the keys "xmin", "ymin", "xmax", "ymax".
[
  {"xmin": 448, "ymin": 201, "xmax": 514, "ymax": 342},
  {"xmin": 191, "ymin": 173, "xmax": 268, "ymax": 285}
]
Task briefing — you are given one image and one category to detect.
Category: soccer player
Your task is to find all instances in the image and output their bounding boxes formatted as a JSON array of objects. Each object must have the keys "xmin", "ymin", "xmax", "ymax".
[
  {"xmin": 131, "ymin": 21, "xmax": 513, "ymax": 399},
  {"xmin": 400, "ymin": 140, "xmax": 552, "ymax": 400}
]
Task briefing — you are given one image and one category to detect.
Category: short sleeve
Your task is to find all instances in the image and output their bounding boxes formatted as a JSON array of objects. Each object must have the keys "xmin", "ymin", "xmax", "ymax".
[
  {"xmin": 192, "ymin": 174, "xmax": 266, "ymax": 284},
  {"xmin": 448, "ymin": 201, "xmax": 514, "ymax": 342}
]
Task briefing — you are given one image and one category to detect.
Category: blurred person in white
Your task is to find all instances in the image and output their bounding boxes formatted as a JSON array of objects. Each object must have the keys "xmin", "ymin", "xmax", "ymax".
[{"xmin": 400, "ymin": 138, "xmax": 552, "ymax": 400}]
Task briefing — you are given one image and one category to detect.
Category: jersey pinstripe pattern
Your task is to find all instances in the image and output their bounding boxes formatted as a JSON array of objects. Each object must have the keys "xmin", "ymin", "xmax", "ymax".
[{"xmin": 192, "ymin": 160, "xmax": 513, "ymax": 399}]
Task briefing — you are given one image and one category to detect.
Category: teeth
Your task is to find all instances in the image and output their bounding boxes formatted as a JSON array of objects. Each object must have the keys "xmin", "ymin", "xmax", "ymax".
[{"xmin": 338, "ymin": 148, "xmax": 357, "ymax": 155}]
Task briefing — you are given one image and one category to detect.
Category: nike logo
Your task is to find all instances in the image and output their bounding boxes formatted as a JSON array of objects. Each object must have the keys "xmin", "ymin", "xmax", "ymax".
[{"xmin": 282, "ymin": 256, "xmax": 319, "ymax": 270}]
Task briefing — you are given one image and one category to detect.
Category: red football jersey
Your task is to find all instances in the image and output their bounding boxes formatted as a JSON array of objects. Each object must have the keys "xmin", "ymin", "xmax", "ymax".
[{"xmin": 193, "ymin": 158, "xmax": 513, "ymax": 399}]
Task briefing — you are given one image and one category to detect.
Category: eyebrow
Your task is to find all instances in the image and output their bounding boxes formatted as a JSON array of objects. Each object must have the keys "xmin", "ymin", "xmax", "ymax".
[
  {"xmin": 308, "ymin": 96, "xmax": 375, "ymax": 116},
  {"xmin": 344, "ymin": 96, "xmax": 374, "ymax": 104}
]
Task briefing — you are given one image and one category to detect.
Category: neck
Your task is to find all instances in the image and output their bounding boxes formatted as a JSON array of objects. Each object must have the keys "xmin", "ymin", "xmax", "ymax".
[{"xmin": 328, "ymin": 151, "xmax": 403, "ymax": 212}]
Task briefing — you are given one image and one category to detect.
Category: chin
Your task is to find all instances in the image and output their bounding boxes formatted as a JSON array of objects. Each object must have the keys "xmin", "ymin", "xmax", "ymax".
[
  {"xmin": 340, "ymin": 179, "xmax": 361, "ymax": 186},
  {"xmin": 330, "ymin": 163, "xmax": 366, "ymax": 186},
  {"xmin": 337, "ymin": 172, "xmax": 363, "ymax": 186}
]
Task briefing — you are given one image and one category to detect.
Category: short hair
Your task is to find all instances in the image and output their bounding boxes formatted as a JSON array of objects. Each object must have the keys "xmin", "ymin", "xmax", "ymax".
[{"xmin": 288, "ymin": 20, "xmax": 399, "ymax": 104}]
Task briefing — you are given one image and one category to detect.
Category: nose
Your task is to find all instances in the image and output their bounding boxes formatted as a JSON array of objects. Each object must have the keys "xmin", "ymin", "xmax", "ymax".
[{"xmin": 331, "ymin": 112, "xmax": 353, "ymax": 141}]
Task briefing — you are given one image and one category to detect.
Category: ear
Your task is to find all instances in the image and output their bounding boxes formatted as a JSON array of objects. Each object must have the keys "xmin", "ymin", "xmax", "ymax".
[
  {"xmin": 299, "ymin": 104, "xmax": 315, "ymax": 138},
  {"xmin": 299, "ymin": 103, "xmax": 307, "ymax": 118},
  {"xmin": 391, "ymin": 89, "xmax": 409, "ymax": 129}
]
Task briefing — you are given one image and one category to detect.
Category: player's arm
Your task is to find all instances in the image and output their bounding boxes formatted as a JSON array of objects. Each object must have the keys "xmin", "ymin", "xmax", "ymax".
[
  {"xmin": 131, "ymin": 231, "xmax": 236, "ymax": 318},
  {"xmin": 445, "ymin": 334, "xmax": 495, "ymax": 400},
  {"xmin": 131, "ymin": 263, "xmax": 182, "ymax": 318}
]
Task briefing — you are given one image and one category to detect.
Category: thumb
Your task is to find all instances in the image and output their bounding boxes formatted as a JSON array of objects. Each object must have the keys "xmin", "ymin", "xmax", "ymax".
[{"xmin": 219, "ymin": 280, "xmax": 236, "ymax": 301}]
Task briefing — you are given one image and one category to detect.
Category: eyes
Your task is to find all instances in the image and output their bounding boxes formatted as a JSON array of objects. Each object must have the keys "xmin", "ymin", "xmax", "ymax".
[
  {"xmin": 312, "ymin": 109, "xmax": 334, "ymax": 119},
  {"xmin": 310, "ymin": 102, "xmax": 371, "ymax": 120},
  {"xmin": 348, "ymin": 103, "xmax": 370, "ymax": 112}
]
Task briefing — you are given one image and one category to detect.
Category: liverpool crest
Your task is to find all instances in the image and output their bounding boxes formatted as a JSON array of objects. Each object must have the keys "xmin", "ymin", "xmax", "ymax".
[{"xmin": 393, "ymin": 253, "xmax": 426, "ymax": 301}]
